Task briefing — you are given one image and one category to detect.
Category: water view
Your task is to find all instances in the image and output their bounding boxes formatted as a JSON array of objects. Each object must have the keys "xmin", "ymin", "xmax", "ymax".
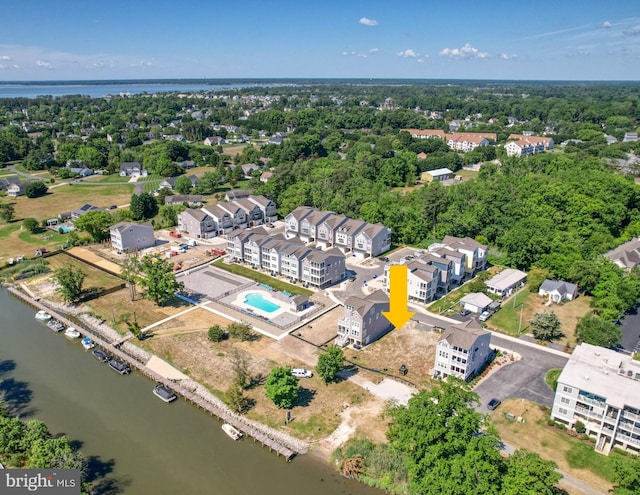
[{"xmin": 0, "ymin": 288, "xmax": 380, "ymax": 495}]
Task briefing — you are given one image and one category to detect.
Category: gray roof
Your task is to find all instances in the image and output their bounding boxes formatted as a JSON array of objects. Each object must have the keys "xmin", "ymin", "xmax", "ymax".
[
  {"xmin": 344, "ymin": 289, "xmax": 389, "ymax": 317},
  {"xmin": 225, "ymin": 189, "xmax": 252, "ymax": 200},
  {"xmin": 183, "ymin": 209, "xmax": 209, "ymax": 222},
  {"xmin": 119, "ymin": 161, "xmax": 141, "ymax": 171},
  {"xmin": 539, "ymin": 279, "xmax": 578, "ymax": 296},
  {"xmin": 440, "ymin": 320, "xmax": 489, "ymax": 349},
  {"xmin": 605, "ymin": 238, "xmax": 640, "ymax": 270},
  {"xmin": 485, "ymin": 268, "xmax": 527, "ymax": 291},
  {"xmin": 110, "ymin": 221, "xmax": 153, "ymax": 233},
  {"xmin": 442, "ymin": 235, "xmax": 487, "ymax": 252},
  {"xmin": 460, "ymin": 292, "xmax": 493, "ymax": 308}
]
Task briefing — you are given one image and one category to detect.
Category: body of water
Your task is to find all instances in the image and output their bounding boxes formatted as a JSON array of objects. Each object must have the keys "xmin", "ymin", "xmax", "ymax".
[
  {"xmin": 0, "ymin": 288, "xmax": 380, "ymax": 495},
  {"xmin": 0, "ymin": 82, "xmax": 245, "ymax": 99}
]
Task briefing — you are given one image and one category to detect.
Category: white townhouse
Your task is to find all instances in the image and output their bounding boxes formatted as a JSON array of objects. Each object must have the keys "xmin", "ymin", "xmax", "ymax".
[
  {"xmin": 551, "ymin": 343, "xmax": 640, "ymax": 454},
  {"xmin": 505, "ymin": 134, "xmax": 554, "ymax": 157},
  {"xmin": 440, "ymin": 236, "xmax": 488, "ymax": 276},
  {"xmin": 433, "ymin": 320, "xmax": 492, "ymax": 381},
  {"xmin": 337, "ymin": 290, "xmax": 391, "ymax": 348}
]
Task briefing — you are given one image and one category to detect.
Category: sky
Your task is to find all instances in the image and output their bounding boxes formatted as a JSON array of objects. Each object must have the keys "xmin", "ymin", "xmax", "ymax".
[{"xmin": 1, "ymin": 0, "xmax": 639, "ymax": 81}]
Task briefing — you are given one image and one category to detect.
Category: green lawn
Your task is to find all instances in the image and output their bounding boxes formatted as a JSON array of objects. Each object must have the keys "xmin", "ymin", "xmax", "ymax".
[
  {"xmin": 428, "ymin": 282, "xmax": 481, "ymax": 314},
  {"xmin": 212, "ymin": 259, "xmax": 313, "ymax": 296},
  {"xmin": 84, "ymin": 173, "xmax": 130, "ymax": 183},
  {"xmin": 544, "ymin": 369, "xmax": 562, "ymax": 391},
  {"xmin": 487, "ymin": 290, "xmax": 532, "ymax": 335}
]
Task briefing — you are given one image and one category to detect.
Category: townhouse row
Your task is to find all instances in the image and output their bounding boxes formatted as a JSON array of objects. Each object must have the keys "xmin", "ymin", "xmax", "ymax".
[
  {"xmin": 284, "ymin": 206, "xmax": 392, "ymax": 257},
  {"xmin": 227, "ymin": 231, "xmax": 346, "ymax": 288},
  {"xmin": 177, "ymin": 193, "xmax": 278, "ymax": 239},
  {"xmin": 382, "ymin": 236, "xmax": 488, "ymax": 303}
]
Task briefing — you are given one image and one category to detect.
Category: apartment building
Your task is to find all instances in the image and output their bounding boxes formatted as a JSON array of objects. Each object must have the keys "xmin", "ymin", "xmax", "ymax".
[
  {"xmin": 551, "ymin": 343, "xmax": 640, "ymax": 454},
  {"xmin": 505, "ymin": 134, "xmax": 554, "ymax": 157}
]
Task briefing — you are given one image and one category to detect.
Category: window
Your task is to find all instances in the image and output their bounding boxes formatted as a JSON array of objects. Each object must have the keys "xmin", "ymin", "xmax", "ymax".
[
  {"xmin": 559, "ymin": 408, "xmax": 568, "ymax": 416},
  {"xmin": 561, "ymin": 397, "xmax": 570, "ymax": 404},
  {"xmin": 562, "ymin": 386, "xmax": 573, "ymax": 394}
]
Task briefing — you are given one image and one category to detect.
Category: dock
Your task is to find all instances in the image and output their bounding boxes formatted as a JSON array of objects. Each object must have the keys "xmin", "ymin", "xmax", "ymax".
[{"xmin": 8, "ymin": 286, "xmax": 298, "ymax": 461}]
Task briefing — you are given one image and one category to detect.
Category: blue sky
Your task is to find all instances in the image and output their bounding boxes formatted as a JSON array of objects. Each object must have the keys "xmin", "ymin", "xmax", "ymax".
[{"xmin": 1, "ymin": 0, "xmax": 639, "ymax": 81}]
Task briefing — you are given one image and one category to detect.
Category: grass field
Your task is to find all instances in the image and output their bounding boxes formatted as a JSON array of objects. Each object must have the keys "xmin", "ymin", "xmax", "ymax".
[
  {"xmin": 487, "ymin": 289, "xmax": 591, "ymax": 345},
  {"xmin": 0, "ymin": 224, "xmax": 72, "ymax": 261},
  {"xmin": 545, "ymin": 369, "xmax": 562, "ymax": 391},
  {"xmin": 490, "ymin": 399, "xmax": 617, "ymax": 494},
  {"xmin": 9, "ymin": 183, "xmax": 135, "ymax": 221}
]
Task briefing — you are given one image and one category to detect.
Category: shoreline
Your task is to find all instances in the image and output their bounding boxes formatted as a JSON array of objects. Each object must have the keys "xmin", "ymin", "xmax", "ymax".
[{"xmin": 6, "ymin": 284, "xmax": 311, "ymax": 461}]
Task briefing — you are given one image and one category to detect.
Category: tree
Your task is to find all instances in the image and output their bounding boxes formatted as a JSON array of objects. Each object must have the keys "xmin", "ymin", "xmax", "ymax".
[
  {"xmin": 227, "ymin": 321, "xmax": 253, "ymax": 342},
  {"xmin": 139, "ymin": 255, "xmax": 184, "ymax": 306},
  {"xmin": 385, "ymin": 378, "xmax": 504, "ymax": 495},
  {"xmin": 316, "ymin": 344, "xmax": 345, "ymax": 383},
  {"xmin": 226, "ymin": 383, "xmax": 251, "ymax": 413},
  {"xmin": 207, "ymin": 324, "xmax": 228, "ymax": 342},
  {"xmin": 612, "ymin": 455, "xmax": 640, "ymax": 495},
  {"xmin": 527, "ymin": 266, "xmax": 552, "ymax": 293},
  {"xmin": 73, "ymin": 210, "xmax": 113, "ymax": 242},
  {"xmin": 500, "ymin": 449, "xmax": 562, "ymax": 495},
  {"xmin": 52, "ymin": 266, "xmax": 86, "ymax": 303},
  {"xmin": 22, "ymin": 217, "xmax": 39, "ymax": 233},
  {"xmin": 120, "ymin": 252, "xmax": 141, "ymax": 302},
  {"xmin": 264, "ymin": 366, "xmax": 299, "ymax": 409},
  {"xmin": 0, "ymin": 203, "xmax": 15, "ymax": 222},
  {"xmin": 575, "ymin": 315, "xmax": 622, "ymax": 348},
  {"xmin": 173, "ymin": 175, "xmax": 193, "ymax": 195},
  {"xmin": 529, "ymin": 311, "xmax": 563, "ymax": 341},
  {"xmin": 130, "ymin": 192, "xmax": 158, "ymax": 221},
  {"xmin": 24, "ymin": 181, "xmax": 48, "ymax": 198},
  {"xmin": 231, "ymin": 349, "xmax": 251, "ymax": 389}
]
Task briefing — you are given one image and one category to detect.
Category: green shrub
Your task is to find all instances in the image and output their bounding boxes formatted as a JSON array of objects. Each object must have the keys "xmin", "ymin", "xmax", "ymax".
[{"xmin": 574, "ymin": 420, "xmax": 586, "ymax": 434}]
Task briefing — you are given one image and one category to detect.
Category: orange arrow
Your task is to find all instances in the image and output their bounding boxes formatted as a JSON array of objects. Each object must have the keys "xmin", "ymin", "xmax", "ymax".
[{"xmin": 382, "ymin": 265, "xmax": 415, "ymax": 329}]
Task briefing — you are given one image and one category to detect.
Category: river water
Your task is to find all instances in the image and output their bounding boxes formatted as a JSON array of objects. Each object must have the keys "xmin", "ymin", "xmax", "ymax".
[{"xmin": 0, "ymin": 289, "xmax": 380, "ymax": 495}]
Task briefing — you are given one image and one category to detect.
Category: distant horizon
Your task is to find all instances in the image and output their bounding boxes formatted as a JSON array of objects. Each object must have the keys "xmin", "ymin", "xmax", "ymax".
[
  {"xmin": 2, "ymin": 1, "xmax": 639, "ymax": 81},
  {"xmin": 2, "ymin": 77, "xmax": 639, "ymax": 85}
]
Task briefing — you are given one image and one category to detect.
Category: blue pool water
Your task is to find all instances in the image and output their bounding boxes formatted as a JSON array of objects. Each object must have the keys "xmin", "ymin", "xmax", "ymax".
[
  {"xmin": 244, "ymin": 293, "xmax": 280, "ymax": 313},
  {"xmin": 57, "ymin": 225, "xmax": 75, "ymax": 233}
]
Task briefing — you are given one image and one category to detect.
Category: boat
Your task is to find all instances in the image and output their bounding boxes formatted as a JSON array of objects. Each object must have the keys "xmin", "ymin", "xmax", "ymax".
[
  {"xmin": 153, "ymin": 384, "xmax": 177, "ymax": 403},
  {"xmin": 108, "ymin": 358, "xmax": 131, "ymax": 375},
  {"xmin": 92, "ymin": 348, "xmax": 110, "ymax": 362},
  {"xmin": 46, "ymin": 319, "xmax": 65, "ymax": 332},
  {"xmin": 81, "ymin": 337, "xmax": 96, "ymax": 350},
  {"xmin": 221, "ymin": 423, "xmax": 243, "ymax": 441},
  {"xmin": 64, "ymin": 327, "xmax": 81, "ymax": 339},
  {"xmin": 35, "ymin": 310, "xmax": 52, "ymax": 321}
]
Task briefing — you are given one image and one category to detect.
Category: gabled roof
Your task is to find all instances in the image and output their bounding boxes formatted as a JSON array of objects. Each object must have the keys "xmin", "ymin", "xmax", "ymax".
[
  {"xmin": 224, "ymin": 189, "xmax": 252, "ymax": 201},
  {"xmin": 439, "ymin": 320, "xmax": 489, "ymax": 349},
  {"xmin": 182, "ymin": 209, "xmax": 209, "ymax": 222},
  {"xmin": 426, "ymin": 168, "xmax": 454, "ymax": 176},
  {"xmin": 202, "ymin": 204, "xmax": 230, "ymax": 219},
  {"xmin": 459, "ymin": 292, "xmax": 493, "ymax": 308},
  {"xmin": 247, "ymin": 195, "xmax": 273, "ymax": 208},
  {"xmin": 344, "ymin": 289, "xmax": 389, "ymax": 317},
  {"xmin": 485, "ymin": 268, "xmax": 527, "ymax": 291},
  {"xmin": 605, "ymin": 238, "xmax": 640, "ymax": 270},
  {"xmin": 287, "ymin": 206, "xmax": 314, "ymax": 222},
  {"xmin": 539, "ymin": 279, "xmax": 578, "ymax": 296},
  {"xmin": 110, "ymin": 221, "xmax": 153, "ymax": 233},
  {"xmin": 120, "ymin": 161, "xmax": 141, "ymax": 171}
]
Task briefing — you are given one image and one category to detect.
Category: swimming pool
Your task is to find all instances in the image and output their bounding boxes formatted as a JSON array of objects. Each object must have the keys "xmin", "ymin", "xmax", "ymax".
[
  {"xmin": 57, "ymin": 225, "xmax": 75, "ymax": 233},
  {"xmin": 244, "ymin": 293, "xmax": 281, "ymax": 313}
]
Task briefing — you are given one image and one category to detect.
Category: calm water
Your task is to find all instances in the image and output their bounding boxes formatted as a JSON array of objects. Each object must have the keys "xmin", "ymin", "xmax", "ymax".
[
  {"xmin": 0, "ymin": 288, "xmax": 380, "ymax": 495},
  {"xmin": 0, "ymin": 82, "xmax": 239, "ymax": 99}
]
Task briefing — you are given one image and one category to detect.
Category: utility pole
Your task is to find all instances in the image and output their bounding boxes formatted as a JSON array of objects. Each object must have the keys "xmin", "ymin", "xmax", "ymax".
[{"xmin": 518, "ymin": 305, "xmax": 524, "ymax": 335}]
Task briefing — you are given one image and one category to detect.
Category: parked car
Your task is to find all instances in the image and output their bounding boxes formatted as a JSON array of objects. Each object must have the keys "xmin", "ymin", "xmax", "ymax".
[
  {"xmin": 108, "ymin": 204, "xmax": 118, "ymax": 209},
  {"xmin": 479, "ymin": 310, "xmax": 494, "ymax": 322},
  {"xmin": 291, "ymin": 368, "xmax": 313, "ymax": 378},
  {"xmin": 487, "ymin": 398, "xmax": 501, "ymax": 410},
  {"xmin": 460, "ymin": 308, "xmax": 471, "ymax": 316}
]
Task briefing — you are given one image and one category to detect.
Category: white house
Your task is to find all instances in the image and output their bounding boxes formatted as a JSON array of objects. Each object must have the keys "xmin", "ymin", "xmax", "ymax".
[
  {"xmin": 110, "ymin": 222, "xmax": 155, "ymax": 253},
  {"xmin": 459, "ymin": 292, "xmax": 493, "ymax": 313},
  {"xmin": 433, "ymin": 320, "xmax": 492, "ymax": 381},
  {"xmin": 538, "ymin": 279, "xmax": 578, "ymax": 303},
  {"xmin": 485, "ymin": 268, "xmax": 527, "ymax": 297}
]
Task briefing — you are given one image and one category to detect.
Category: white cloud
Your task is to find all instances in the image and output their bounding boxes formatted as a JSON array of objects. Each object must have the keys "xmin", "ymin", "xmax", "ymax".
[
  {"xmin": 499, "ymin": 53, "xmax": 518, "ymax": 60},
  {"xmin": 397, "ymin": 49, "xmax": 418, "ymax": 58},
  {"xmin": 359, "ymin": 17, "xmax": 378, "ymax": 27},
  {"xmin": 439, "ymin": 43, "xmax": 489, "ymax": 60},
  {"xmin": 623, "ymin": 26, "xmax": 640, "ymax": 36},
  {"xmin": 35, "ymin": 59, "xmax": 54, "ymax": 69},
  {"xmin": 0, "ymin": 55, "xmax": 11, "ymax": 61},
  {"xmin": 602, "ymin": 21, "xmax": 612, "ymax": 29},
  {"xmin": 369, "ymin": 48, "xmax": 378, "ymax": 54},
  {"xmin": 417, "ymin": 58, "xmax": 424, "ymax": 63}
]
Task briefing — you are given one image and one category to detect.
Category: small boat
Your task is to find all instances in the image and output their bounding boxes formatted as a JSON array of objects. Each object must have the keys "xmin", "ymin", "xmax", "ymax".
[
  {"xmin": 46, "ymin": 319, "xmax": 65, "ymax": 332},
  {"xmin": 35, "ymin": 310, "xmax": 52, "ymax": 321},
  {"xmin": 64, "ymin": 327, "xmax": 81, "ymax": 339},
  {"xmin": 153, "ymin": 384, "xmax": 177, "ymax": 403},
  {"xmin": 221, "ymin": 423, "xmax": 243, "ymax": 441},
  {"xmin": 81, "ymin": 337, "xmax": 96, "ymax": 350},
  {"xmin": 92, "ymin": 348, "xmax": 110, "ymax": 362},
  {"xmin": 109, "ymin": 359, "xmax": 131, "ymax": 375}
]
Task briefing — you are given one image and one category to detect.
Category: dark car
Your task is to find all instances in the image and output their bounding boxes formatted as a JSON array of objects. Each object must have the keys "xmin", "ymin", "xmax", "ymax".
[
  {"xmin": 460, "ymin": 308, "xmax": 471, "ymax": 316},
  {"xmin": 108, "ymin": 205, "xmax": 118, "ymax": 209},
  {"xmin": 487, "ymin": 398, "xmax": 501, "ymax": 410}
]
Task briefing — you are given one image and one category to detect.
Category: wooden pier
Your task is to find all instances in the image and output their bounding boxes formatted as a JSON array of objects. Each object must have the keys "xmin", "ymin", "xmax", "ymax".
[{"xmin": 8, "ymin": 286, "xmax": 297, "ymax": 461}]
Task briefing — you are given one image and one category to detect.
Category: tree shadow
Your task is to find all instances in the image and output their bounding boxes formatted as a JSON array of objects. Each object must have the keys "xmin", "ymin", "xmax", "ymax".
[
  {"xmin": 83, "ymin": 456, "xmax": 131, "ymax": 495},
  {"xmin": 0, "ymin": 359, "xmax": 16, "ymax": 377},
  {"xmin": 247, "ymin": 373, "xmax": 266, "ymax": 390},
  {"xmin": 294, "ymin": 387, "xmax": 317, "ymax": 408},
  {"xmin": 0, "ymin": 378, "xmax": 35, "ymax": 417}
]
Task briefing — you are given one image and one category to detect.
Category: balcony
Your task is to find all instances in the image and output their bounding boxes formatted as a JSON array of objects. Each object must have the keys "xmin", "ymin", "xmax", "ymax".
[{"xmin": 575, "ymin": 405, "xmax": 603, "ymax": 420}]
